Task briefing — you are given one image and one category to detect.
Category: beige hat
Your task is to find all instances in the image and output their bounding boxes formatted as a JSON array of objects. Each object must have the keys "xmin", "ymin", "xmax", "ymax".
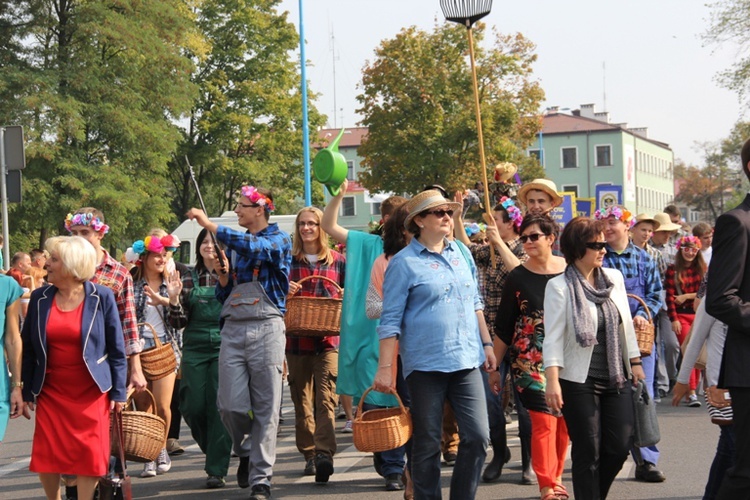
[
  {"xmin": 517, "ymin": 178, "xmax": 563, "ymax": 208},
  {"xmin": 404, "ymin": 190, "xmax": 461, "ymax": 228},
  {"xmin": 632, "ymin": 213, "xmax": 661, "ymax": 230},
  {"xmin": 652, "ymin": 213, "xmax": 681, "ymax": 232}
]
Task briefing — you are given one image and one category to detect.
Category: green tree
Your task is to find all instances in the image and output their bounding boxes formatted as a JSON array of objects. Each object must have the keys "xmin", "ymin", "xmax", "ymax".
[
  {"xmin": 356, "ymin": 22, "xmax": 544, "ymax": 195},
  {"xmin": 170, "ymin": 0, "xmax": 326, "ymax": 222},
  {"xmin": 705, "ymin": 0, "xmax": 750, "ymax": 105},
  {"xmin": 0, "ymin": 0, "xmax": 200, "ymax": 252}
]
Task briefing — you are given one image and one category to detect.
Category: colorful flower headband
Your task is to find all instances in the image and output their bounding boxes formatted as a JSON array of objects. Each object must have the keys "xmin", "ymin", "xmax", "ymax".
[
  {"xmin": 64, "ymin": 213, "xmax": 110, "ymax": 235},
  {"xmin": 241, "ymin": 185, "xmax": 275, "ymax": 212},
  {"xmin": 499, "ymin": 196, "xmax": 523, "ymax": 229},
  {"xmin": 125, "ymin": 234, "xmax": 181, "ymax": 264},
  {"xmin": 594, "ymin": 205, "xmax": 635, "ymax": 228},
  {"xmin": 676, "ymin": 235, "xmax": 702, "ymax": 250},
  {"xmin": 464, "ymin": 222, "xmax": 487, "ymax": 238}
]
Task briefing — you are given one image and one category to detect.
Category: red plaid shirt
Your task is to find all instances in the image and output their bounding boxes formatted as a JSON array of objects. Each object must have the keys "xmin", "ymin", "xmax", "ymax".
[
  {"xmin": 285, "ymin": 251, "xmax": 345, "ymax": 355},
  {"xmin": 92, "ymin": 250, "xmax": 140, "ymax": 355},
  {"xmin": 665, "ymin": 264, "xmax": 703, "ymax": 321}
]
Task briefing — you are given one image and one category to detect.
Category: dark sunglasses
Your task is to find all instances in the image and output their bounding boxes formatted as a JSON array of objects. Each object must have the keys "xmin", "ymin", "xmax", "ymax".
[
  {"xmin": 585, "ymin": 241, "xmax": 607, "ymax": 251},
  {"xmin": 426, "ymin": 209, "xmax": 454, "ymax": 218},
  {"xmin": 519, "ymin": 233, "xmax": 545, "ymax": 244}
]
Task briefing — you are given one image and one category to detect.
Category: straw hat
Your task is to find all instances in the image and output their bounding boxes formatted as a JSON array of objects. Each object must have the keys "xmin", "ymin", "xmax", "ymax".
[
  {"xmin": 517, "ymin": 178, "xmax": 563, "ymax": 207},
  {"xmin": 652, "ymin": 213, "xmax": 682, "ymax": 232},
  {"xmin": 404, "ymin": 190, "xmax": 461, "ymax": 228},
  {"xmin": 632, "ymin": 213, "xmax": 661, "ymax": 230}
]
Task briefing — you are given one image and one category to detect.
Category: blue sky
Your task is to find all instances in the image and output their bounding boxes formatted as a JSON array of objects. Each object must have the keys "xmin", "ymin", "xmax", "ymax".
[{"xmin": 279, "ymin": 0, "xmax": 742, "ymax": 167}]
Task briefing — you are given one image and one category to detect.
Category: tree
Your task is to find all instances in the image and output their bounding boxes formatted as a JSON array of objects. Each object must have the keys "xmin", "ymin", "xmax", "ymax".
[
  {"xmin": 705, "ymin": 0, "xmax": 750, "ymax": 105},
  {"xmin": 0, "ymin": 0, "xmax": 201, "ymax": 252},
  {"xmin": 356, "ymin": 22, "xmax": 545, "ymax": 196},
  {"xmin": 169, "ymin": 0, "xmax": 326, "ymax": 221}
]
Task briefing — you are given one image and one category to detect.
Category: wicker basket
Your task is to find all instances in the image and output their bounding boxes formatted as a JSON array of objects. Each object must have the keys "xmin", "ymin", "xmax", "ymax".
[
  {"xmin": 627, "ymin": 294, "xmax": 654, "ymax": 356},
  {"xmin": 111, "ymin": 389, "xmax": 166, "ymax": 463},
  {"xmin": 139, "ymin": 322, "xmax": 177, "ymax": 380},
  {"xmin": 285, "ymin": 275, "xmax": 343, "ymax": 337},
  {"xmin": 353, "ymin": 387, "xmax": 412, "ymax": 453}
]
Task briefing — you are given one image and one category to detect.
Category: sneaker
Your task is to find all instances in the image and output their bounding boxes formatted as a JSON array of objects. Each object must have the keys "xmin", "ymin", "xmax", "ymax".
[
  {"xmin": 443, "ymin": 452, "xmax": 457, "ymax": 466},
  {"xmin": 688, "ymin": 394, "xmax": 702, "ymax": 407},
  {"xmin": 249, "ymin": 483, "xmax": 271, "ymax": 499},
  {"xmin": 206, "ymin": 475, "xmax": 226, "ymax": 489},
  {"xmin": 140, "ymin": 461, "xmax": 157, "ymax": 478},
  {"xmin": 304, "ymin": 458, "xmax": 316, "ymax": 476},
  {"xmin": 166, "ymin": 438, "xmax": 184, "ymax": 456},
  {"xmin": 385, "ymin": 473, "xmax": 404, "ymax": 491},
  {"xmin": 337, "ymin": 404, "xmax": 347, "ymax": 419},
  {"xmin": 315, "ymin": 453, "xmax": 334, "ymax": 484},
  {"xmin": 342, "ymin": 420, "xmax": 353, "ymax": 433},
  {"xmin": 156, "ymin": 448, "xmax": 171, "ymax": 474},
  {"xmin": 237, "ymin": 456, "xmax": 250, "ymax": 488}
]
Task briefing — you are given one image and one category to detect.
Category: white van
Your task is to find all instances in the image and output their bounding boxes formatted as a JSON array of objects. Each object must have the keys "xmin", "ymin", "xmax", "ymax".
[{"xmin": 171, "ymin": 212, "xmax": 297, "ymax": 266}]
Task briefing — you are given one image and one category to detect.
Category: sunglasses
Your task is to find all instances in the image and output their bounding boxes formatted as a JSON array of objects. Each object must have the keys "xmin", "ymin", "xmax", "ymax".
[
  {"xmin": 426, "ymin": 209, "xmax": 454, "ymax": 218},
  {"xmin": 519, "ymin": 233, "xmax": 546, "ymax": 244},
  {"xmin": 585, "ymin": 241, "xmax": 607, "ymax": 251}
]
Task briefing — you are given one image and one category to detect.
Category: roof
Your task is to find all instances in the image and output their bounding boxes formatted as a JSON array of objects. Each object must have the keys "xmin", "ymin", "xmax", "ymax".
[
  {"xmin": 542, "ymin": 113, "xmax": 671, "ymax": 150},
  {"xmin": 316, "ymin": 127, "xmax": 368, "ymax": 149}
]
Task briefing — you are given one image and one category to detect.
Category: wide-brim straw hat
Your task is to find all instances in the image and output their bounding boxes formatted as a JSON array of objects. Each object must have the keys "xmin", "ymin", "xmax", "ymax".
[
  {"xmin": 517, "ymin": 178, "xmax": 563, "ymax": 207},
  {"xmin": 633, "ymin": 213, "xmax": 661, "ymax": 230},
  {"xmin": 652, "ymin": 213, "xmax": 682, "ymax": 232},
  {"xmin": 404, "ymin": 190, "xmax": 461, "ymax": 228}
]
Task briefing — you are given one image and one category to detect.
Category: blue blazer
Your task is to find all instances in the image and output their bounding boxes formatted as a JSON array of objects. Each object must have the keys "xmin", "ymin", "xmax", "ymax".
[{"xmin": 21, "ymin": 281, "xmax": 128, "ymax": 402}]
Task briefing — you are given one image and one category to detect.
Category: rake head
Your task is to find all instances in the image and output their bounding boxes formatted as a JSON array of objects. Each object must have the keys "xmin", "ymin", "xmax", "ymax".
[{"xmin": 440, "ymin": 0, "xmax": 492, "ymax": 27}]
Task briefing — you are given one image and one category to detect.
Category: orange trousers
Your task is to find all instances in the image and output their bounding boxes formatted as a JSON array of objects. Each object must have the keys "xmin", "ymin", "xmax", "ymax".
[{"xmin": 528, "ymin": 408, "xmax": 569, "ymax": 491}]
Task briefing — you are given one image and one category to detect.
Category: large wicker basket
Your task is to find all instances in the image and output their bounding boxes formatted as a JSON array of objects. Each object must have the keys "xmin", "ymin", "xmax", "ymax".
[
  {"xmin": 285, "ymin": 275, "xmax": 343, "ymax": 337},
  {"xmin": 111, "ymin": 389, "xmax": 166, "ymax": 463},
  {"xmin": 139, "ymin": 322, "xmax": 177, "ymax": 380},
  {"xmin": 353, "ymin": 387, "xmax": 412, "ymax": 453},
  {"xmin": 627, "ymin": 294, "xmax": 654, "ymax": 356}
]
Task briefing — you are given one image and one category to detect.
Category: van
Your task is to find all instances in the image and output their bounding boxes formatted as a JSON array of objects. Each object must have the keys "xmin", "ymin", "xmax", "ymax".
[{"xmin": 171, "ymin": 212, "xmax": 297, "ymax": 266}]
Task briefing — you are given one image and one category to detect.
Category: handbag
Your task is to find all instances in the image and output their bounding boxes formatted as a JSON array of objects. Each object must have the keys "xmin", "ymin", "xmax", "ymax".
[
  {"xmin": 706, "ymin": 387, "xmax": 733, "ymax": 426},
  {"xmin": 99, "ymin": 407, "xmax": 133, "ymax": 500},
  {"xmin": 632, "ymin": 379, "xmax": 660, "ymax": 447}
]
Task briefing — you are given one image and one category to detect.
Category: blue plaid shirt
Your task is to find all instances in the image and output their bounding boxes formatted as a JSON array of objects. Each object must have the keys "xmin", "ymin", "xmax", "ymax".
[
  {"xmin": 603, "ymin": 241, "xmax": 663, "ymax": 320},
  {"xmin": 215, "ymin": 223, "xmax": 292, "ymax": 313}
]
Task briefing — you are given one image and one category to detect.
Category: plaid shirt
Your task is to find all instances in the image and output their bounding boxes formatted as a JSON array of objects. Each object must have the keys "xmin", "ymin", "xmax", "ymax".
[
  {"xmin": 603, "ymin": 242, "xmax": 663, "ymax": 320},
  {"xmin": 215, "ymin": 223, "xmax": 292, "ymax": 313},
  {"xmin": 665, "ymin": 265, "xmax": 703, "ymax": 321},
  {"xmin": 651, "ymin": 240, "xmax": 677, "ymax": 278},
  {"xmin": 470, "ymin": 238, "xmax": 526, "ymax": 339},
  {"xmin": 285, "ymin": 251, "xmax": 346, "ymax": 355},
  {"xmin": 642, "ymin": 243, "xmax": 666, "ymax": 283},
  {"xmin": 92, "ymin": 251, "xmax": 140, "ymax": 355}
]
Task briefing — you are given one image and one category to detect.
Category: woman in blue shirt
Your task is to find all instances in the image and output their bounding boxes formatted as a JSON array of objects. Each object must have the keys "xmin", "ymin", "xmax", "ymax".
[{"xmin": 374, "ymin": 190, "xmax": 496, "ymax": 500}]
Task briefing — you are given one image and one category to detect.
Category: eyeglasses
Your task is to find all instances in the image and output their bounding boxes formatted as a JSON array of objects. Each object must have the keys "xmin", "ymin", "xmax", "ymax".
[
  {"xmin": 519, "ymin": 233, "xmax": 546, "ymax": 244},
  {"xmin": 298, "ymin": 221, "xmax": 319, "ymax": 228},
  {"xmin": 425, "ymin": 209, "xmax": 454, "ymax": 218},
  {"xmin": 235, "ymin": 202, "xmax": 259, "ymax": 209},
  {"xmin": 585, "ymin": 241, "xmax": 607, "ymax": 251}
]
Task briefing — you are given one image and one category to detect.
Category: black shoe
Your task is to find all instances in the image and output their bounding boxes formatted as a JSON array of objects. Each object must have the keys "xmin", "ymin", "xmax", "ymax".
[
  {"xmin": 206, "ymin": 475, "xmax": 226, "ymax": 489},
  {"xmin": 635, "ymin": 462, "xmax": 666, "ymax": 482},
  {"xmin": 442, "ymin": 452, "xmax": 457, "ymax": 466},
  {"xmin": 385, "ymin": 473, "xmax": 404, "ymax": 491},
  {"xmin": 237, "ymin": 456, "xmax": 250, "ymax": 488},
  {"xmin": 304, "ymin": 458, "xmax": 316, "ymax": 476},
  {"xmin": 482, "ymin": 446, "xmax": 511, "ymax": 483},
  {"xmin": 314, "ymin": 453, "xmax": 334, "ymax": 484},
  {"xmin": 249, "ymin": 483, "xmax": 271, "ymax": 499}
]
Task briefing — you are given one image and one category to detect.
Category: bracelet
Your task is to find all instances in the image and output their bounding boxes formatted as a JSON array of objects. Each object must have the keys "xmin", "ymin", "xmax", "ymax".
[
  {"xmin": 378, "ymin": 364, "xmax": 392, "ymax": 369},
  {"xmin": 482, "ymin": 342, "xmax": 493, "ymax": 348},
  {"xmin": 630, "ymin": 361, "xmax": 642, "ymax": 366},
  {"xmin": 11, "ymin": 381, "xmax": 23, "ymax": 388}
]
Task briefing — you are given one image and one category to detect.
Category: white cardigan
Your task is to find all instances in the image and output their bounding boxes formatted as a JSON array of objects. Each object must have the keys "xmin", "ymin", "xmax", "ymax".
[{"xmin": 543, "ymin": 267, "xmax": 641, "ymax": 383}]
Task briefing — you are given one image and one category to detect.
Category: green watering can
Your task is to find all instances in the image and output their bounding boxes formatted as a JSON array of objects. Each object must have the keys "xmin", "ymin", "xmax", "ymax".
[{"xmin": 313, "ymin": 128, "xmax": 348, "ymax": 196}]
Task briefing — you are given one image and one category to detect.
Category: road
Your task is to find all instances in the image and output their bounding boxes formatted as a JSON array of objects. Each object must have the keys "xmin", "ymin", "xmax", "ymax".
[{"xmin": 0, "ymin": 386, "xmax": 719, "ymax": 499}]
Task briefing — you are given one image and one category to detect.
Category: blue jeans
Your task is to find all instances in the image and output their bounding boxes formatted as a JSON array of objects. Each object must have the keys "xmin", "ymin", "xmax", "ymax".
[
  {"xmin": 407, "ymin": 368, "xmax": 489, "ymax": 500},
  {"xmin": 705, "ymin": 424, "xmax": 736, "ymax": 500}
]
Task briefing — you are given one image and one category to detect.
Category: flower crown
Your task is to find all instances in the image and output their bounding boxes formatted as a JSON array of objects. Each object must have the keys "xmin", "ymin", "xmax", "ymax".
[
  {"xmin": 594, "ymin": 205, "xmax": 635, "ymax": 228},
  {"xmin": 64, "ymin": 213, "xmax": 110, "ymax": 235},
  {"xmin": 676, "ymin": 235, "xmax": 702, "ymax": 250},
  {"xmin": 241, "ymin": 185, "xmax": 275, "ymax": 212},
  {"xmin": 125, "ymin": 234, "xmax": 181, "ymax": 264},
  {"xmin": 464, "ymin": 222, "xmax": 487, "ymax": 238},
  {"xmin": 499, "ymin": 196, "xmax": 523, "ymax": 229}
]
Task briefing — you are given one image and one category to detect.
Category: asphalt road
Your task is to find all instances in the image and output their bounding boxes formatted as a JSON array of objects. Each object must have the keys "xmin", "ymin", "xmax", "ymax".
[{"xmin": 0, "ymin": 386, "xmax": 720, "ymax": 499}]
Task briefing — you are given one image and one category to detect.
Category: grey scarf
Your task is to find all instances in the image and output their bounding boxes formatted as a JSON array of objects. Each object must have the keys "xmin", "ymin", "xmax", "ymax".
[{"xmin": 564, "ymin": 265, "xmax": 626, "ymax": 387}]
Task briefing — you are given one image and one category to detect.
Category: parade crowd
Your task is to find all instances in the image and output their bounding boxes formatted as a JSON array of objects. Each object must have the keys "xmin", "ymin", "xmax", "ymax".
[{"xmin": 4, "ymin": 138, "xmax": 750, "ymax": 500}]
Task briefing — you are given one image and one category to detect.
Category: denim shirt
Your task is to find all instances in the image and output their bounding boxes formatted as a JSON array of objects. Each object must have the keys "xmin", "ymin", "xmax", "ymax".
[{"xmin": 377, "ymin": 237, "xmax": 485, "ymax": 378}]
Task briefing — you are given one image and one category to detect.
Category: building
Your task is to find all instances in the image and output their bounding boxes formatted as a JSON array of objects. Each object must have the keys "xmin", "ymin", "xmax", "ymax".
[{"xmin": 529, "ymin": 104, "xmax": 674, "ymax": 215}]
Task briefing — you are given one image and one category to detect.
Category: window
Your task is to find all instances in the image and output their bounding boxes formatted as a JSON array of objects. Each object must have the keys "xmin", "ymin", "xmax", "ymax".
[
  {"xmin": 595, "ymin": 145, "xmax": 612, "ymax": 166},
  {"xmin": 561, "ymin": 147, "xmax": 577, "ymax": 168},
  {"xmin": 371, "ymin": 202, "xmax": 381, "ymax": 216},
  {"xmin": 346, "ymin": 160, "xmax": 355, "ymax": 181},
  {"xmin": 528, "ymin": 149, "xmax": 542, "ymax": 161},
  {"xmin": 340, "ymin": 196, "xmax": 355, "ymax": 217},
  {"xmin": 562, "ymin": 185, "xmax": 578, "ymax": 197}
]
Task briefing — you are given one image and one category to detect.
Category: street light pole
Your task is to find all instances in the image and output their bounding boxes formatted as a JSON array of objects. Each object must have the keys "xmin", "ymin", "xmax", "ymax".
[{"xmin": 298, "ymin": 0, "xmax": 312, "ymax": 207}]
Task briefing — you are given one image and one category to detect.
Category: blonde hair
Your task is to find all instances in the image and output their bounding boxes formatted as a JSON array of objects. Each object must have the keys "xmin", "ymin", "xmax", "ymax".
[
  {"xmin": 292, "ymin": 207, "xmax": 334, "ymax": 266},
  {"xmin": 45, "ymin": 236, "xmax": 97, "ymax": 282}
]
